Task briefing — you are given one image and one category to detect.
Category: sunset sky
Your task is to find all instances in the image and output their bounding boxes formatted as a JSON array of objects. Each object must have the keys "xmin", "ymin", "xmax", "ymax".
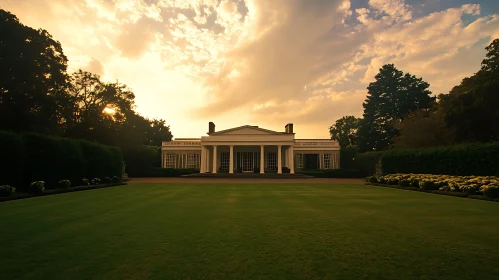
[{"xmin": 2, "ymin": 0, "xmax": 499, "ymax": 138}]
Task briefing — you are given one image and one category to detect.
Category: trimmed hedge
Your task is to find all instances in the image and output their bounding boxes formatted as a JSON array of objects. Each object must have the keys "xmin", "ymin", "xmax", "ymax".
[
  {"xmin": 130, "ymin": 168, "xmax": 199, "ymax": 177},
  {"xmin": 340, "ymin": 146, "xmax": 357, "ymax": 170},
  {"xmin": 0, "ymin": 131, "xmax": 24, "ymax": 186},
  {"xmin": 298, "ymin": 168, "xmax": 368, "ymax": 178},
  {"xmin": 0, "ymin": 131, "xmax": 123, "ymax": 189},
  {"xmin": 80, "ymin": 140, "xmax": 123, "ymax": 180},
  {"xmin": 353, "ymin": 151, "xmax": 384, "ymax": 176},
  {"xmin": 380, "ymin": 142, "xmax": 499, "ymax": 176},
  {"xmin": 22, "ymin": 133, "xmax": 87, "ymax": 188},
  {"xmin": 123, "ymin": 145, "xmax": 160, "ymax": 176}
]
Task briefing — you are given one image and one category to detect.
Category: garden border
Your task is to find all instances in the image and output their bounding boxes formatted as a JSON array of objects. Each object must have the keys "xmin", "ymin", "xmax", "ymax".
[
  {"xmin": 0, "ymin": 182, "xmax": 127, "ymax": 203},
  {"xmin": 365, "ymin": 182, "xmax": 499, "ymax": 202}
]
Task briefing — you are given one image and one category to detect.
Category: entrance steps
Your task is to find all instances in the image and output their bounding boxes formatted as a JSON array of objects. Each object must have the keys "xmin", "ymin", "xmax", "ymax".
[{"xmin": 181, "ymin": 173, "xmax": 313, "ymax": 179}]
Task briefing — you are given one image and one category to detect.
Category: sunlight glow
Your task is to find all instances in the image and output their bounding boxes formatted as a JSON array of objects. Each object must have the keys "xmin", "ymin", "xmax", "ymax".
[{"xmin": 103, "ymin": 107, "xmax": 116, "ymax": 115}]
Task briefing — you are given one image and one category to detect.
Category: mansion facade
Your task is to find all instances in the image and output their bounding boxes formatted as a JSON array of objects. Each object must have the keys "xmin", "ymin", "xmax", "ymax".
[{"xmin": 161, "ymin": 122, "xmax": 341, "ymax": 174}]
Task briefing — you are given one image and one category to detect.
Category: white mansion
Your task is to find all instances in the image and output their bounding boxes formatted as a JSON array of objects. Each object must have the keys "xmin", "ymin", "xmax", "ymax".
[{"xmin": 161, "ymin": 122, "xmax": 341, "ymax": 174}]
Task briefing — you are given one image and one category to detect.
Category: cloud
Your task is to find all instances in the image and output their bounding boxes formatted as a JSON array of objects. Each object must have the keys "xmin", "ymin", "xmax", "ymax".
[
  {"xmin": 194, "ymin": 0, "xmax": 362, "ymax": 116},
  {"xmin": 2, "ymin": 0, "xmax": 499, "ymax": 138},
  {"xmin": 194, "ymin": 0, "xmax": 499, "ymax": 133},
  {"xmin": 116, "ymin": 17, "xmax": 158, "ymax": 58},
  {"xmin": 85, "ymin": 58, "xmax": 105, "ymax": 75},
  {"xmin": 368, "ymin": 0, "xmax": 413, "ymax": 23}
]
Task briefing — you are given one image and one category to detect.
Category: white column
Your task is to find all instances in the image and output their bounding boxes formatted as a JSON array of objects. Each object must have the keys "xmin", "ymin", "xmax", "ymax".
[
  {"xmin": 336, "ymin": 153, "xmax": 340, "ymax": 169},
  {"xmin": 277, "ymin": 145, "xmax": 282, "ymax": 174},
  {"xmin": 212, "ymin": 145, "xmax": 217, "ymax": 173},
  {"xmin": 206, "ymin": 148, "xmax": 210, "ymax": 172},
  {"xmin": 260, "ymin": 145, "xmax": 265, "ymax": 174},
  {"xmin": 289, "ymin": 146, "xmax": 294, "ymax": 174},
  {"xmin": 229, "ymin": 145, "xmax": 234, "ymax": 174},
  {"xmin": 284, "ymin": 148, "xmax": 289, "ymax": 168},
  {"xmin": 161, "ymin": 151, "xmax": 165, "ymax": 168},
  {"xmin": 200, "ymin": 147, "xmax": 205, "ymax": 173}
]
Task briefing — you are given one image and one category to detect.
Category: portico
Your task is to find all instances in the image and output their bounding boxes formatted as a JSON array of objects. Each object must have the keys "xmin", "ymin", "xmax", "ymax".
[
  {"xmin": 161, "ymin": 122, "xmax": 340, "ymax": 174},
  {"xmin": 199, "ymin": 144, "xmax": 293, "ymax": 174}
]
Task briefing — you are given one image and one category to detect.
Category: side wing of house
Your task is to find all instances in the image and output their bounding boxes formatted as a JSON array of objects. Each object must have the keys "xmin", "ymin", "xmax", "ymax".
[
  {"xmin": 161, "ymin": 139, "xmax": 202, "ymax": 169},
  {"xmin": 293, "ymin": 139, "xmax": 341, "ymax": 170}
]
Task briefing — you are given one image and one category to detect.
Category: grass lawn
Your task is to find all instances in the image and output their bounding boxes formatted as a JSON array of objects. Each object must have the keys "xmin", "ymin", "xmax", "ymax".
[{"xmin": 1, "ymin": 183, "xmax": 499, "ymax": 280}]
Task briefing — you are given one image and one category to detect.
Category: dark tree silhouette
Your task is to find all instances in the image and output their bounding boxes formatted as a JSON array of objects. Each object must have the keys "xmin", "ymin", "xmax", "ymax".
[
  {"xmin": 329, "ymin": 116, "xmax": 361, "ymax": 149},
  {"xmin": 0, "ymin": 8, "xmax": 174, "ymax": 150},
  {"xmin": 357, "ymin": 64, "xmax": 435, "ymax": 152},
  {"xmin": 0, "ymin": 9, "xmax": 69, "ymax": 135},
  {"xmin": 438, "ymin": 38, "xmax": 499, "ymax": 143}
]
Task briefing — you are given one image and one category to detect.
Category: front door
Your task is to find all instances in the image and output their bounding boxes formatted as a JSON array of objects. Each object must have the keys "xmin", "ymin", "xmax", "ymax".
[{"xmin": 241, "ymin": 152, "xmax": 254, "ymax": 172}]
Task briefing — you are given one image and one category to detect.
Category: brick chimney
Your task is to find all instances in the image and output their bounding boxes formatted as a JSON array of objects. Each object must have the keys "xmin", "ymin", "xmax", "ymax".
[
  {"xmin": 209, "ymin": 122, "xmax": 216, "ymax": 134},
  {"xmin": 285, "ymin": 123, "xmax": 294, "ymax": 133}
]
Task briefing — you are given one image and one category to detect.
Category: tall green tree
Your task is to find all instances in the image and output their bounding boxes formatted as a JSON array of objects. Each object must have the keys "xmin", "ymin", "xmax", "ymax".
[
  {"xmin": 63, "ymin": 69, "xmax": 173, "ymax": 148},
  {"xmin": 392, "ymin": 106, "xmax": 454, "ymax": 149},
  {"xmin": 357, "ymin": 64, "xmax": 435, "ymax": 152},
  {"xmin": 438, "ymin": 38, "xmax": 499, "ymax": 143},
  {"xmin": 0, "ymin": 9, "xmax": 69, "ymax": 135},
  {"xmin": 1, "ymin": 8, "xmax": 176, "ymax": 175},
  {"xmin": 63, "ymin": 70, "xmax": 136, "ymax": 146},
  {"xmin": 329, "ymin": 116, "xmax": 361, "ymax": 148},
  {"xmin": 481, "ymin": 38, "xmax": 499, "ymax": 73},
  {"xmin": 146, "ymin": 118, "xmax": 173, "ymax": 146}
]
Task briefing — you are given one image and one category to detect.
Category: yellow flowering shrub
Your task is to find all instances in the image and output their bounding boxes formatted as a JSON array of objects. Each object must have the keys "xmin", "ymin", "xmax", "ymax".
[{"xmin": 368, "ymin": 174, "xmax": 499, "ymax": 197}]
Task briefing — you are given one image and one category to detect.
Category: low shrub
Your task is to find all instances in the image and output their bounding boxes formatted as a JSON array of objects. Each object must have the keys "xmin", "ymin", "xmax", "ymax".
[
  {"xmin": 368, "ymin": 174, "xmax": 499, "ymax": 196},
  {"xmin": 480, "ymin": 184, "xmax": 499, "ymax": 198},
  {"xmin": 91, "ymin": 178, "xmax": 101, "ymax": 185},
  {"xmin": 58, "ymin": 179, "xmax": 71, "ymax": 189},
  {"xmin": 460, "ymin": 184, "xmax": 480, "ymax": 195},
  {"xmin": 387, "ymin": 177, "xmax": 399, "ymax": 185},
  {"xmin": 399, "ymin": 179, "xmax": 411, "ymax": 187},
  {"xmin": 419, "ymin": 180, "xmax": 438, "ymax": 190},
  {"xmin": 410, "ymin": 179, "xmax": 419, "ymax": 187},
  {"xmin": 112, "ymin": 176, "xmax": 120, "ymax": 183},
  {"xmin": 81, "ymin": 178, "xmax": 89, "ymax": 186},
  {"xmin": 102, "ymin": 177, "xmax": 112, "ymax": 184},
  {"xmin": 368, "ymin": 176, "xmax": 378, "ymax": 184},
  {"xmin": 298, "ymin": 169, "xmax": 367, "ymax": 178},
  {"xmin": 0, "ymin": 185, "xmax": 16, "ymax": 197},
  {"xmin": 30, "ymin": 181, "xmax": 45, "ymax": 193},
  {"xmin": 129, "ymin": 168, "xmax": 199, "ymax": 177}
]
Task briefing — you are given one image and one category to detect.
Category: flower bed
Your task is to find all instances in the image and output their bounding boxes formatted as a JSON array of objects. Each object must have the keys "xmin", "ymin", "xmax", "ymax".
[
  {"xmin": 366, "ymin": 173, "xmax": 499, "ymax": 200},
  {"xmin": 0, "ymin": 182, "xmax": 127, "ymax": 203}
]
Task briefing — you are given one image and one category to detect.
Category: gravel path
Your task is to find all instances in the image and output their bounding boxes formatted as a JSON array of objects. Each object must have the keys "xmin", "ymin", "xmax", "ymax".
[{"xmin": 127, "ymin": 177, "xmax": 365, "ymax": 184}]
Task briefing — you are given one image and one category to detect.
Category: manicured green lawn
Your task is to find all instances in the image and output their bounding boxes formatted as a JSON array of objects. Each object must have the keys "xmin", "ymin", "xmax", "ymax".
[{"xmin": 1, "ymin": 183, "xmax": 499, "ymax": 280}]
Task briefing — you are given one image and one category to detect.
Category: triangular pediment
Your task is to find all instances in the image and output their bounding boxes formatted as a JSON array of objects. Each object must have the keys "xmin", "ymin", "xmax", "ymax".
[{"xmin": 209, "ymin": 125, "xmax": 284, "ymax": 136}]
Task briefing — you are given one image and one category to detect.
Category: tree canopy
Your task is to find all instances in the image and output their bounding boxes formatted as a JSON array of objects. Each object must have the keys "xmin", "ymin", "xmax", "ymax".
[
  {"xmin": 0, "ymin": 9, "xmax": 173, "ymax": 150},
  {"xmin": 329, "ymin": 116, "xmax": 361, "ymax": 148},
  {"xmin": 0, "ymin": 9, "xmax": 68, "ymax": 135},
  {"xmin": 371, "ymin": 38, "xmax": 499, "ymax": 149},
  {"xmin": 356, "ymin": 64, "xmax": 435, "ymax": 152},
  {"xmin": 437, "ymin": 39, "xmax": 499, "ymax": 143}
]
